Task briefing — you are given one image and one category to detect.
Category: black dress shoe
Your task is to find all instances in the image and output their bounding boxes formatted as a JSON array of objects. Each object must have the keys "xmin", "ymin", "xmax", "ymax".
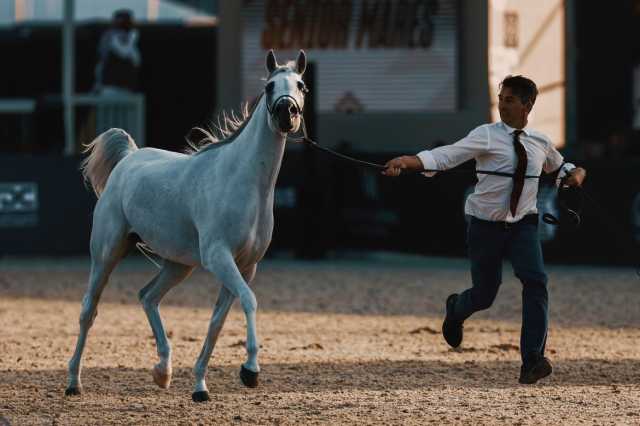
[
  {"xmin": 519, "ymin": 357, "xmax": 553, "ymax": 384},
  {"xmin": 442, "ymin": 293, "xmax": 463, "ymax": 348}
]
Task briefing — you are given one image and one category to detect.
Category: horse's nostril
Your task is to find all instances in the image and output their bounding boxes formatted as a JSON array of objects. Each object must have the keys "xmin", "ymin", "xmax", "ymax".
[{"xmin": 288, "ymin": 104, "xmax": 298, "ymax": 115}]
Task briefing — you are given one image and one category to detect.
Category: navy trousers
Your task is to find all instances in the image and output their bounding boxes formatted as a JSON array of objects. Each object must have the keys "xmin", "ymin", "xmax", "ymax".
[{"xmin": 452, "ymin": 214, "xmax": 549, "ymax": 366}]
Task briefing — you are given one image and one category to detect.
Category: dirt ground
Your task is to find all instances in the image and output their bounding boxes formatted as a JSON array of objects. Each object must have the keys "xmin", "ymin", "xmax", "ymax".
[{"xmin": 1, "ymin": 253, "xmax": 639, "ymax": 425}]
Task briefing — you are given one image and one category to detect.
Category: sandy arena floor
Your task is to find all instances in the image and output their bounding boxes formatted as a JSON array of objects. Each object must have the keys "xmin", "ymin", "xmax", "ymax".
[{"xmin": 1, "ymin": 253, "xmax": 639, "ymax": 425}]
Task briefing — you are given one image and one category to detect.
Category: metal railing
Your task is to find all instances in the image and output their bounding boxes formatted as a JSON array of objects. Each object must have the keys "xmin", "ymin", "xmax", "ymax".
[
  {"xmin": 0, "ymin": 94, "xmax": 145, "ymax": 153},
  {"xmin": 75, "ymin": 93, "xmax": 145, "ymax": 147}
]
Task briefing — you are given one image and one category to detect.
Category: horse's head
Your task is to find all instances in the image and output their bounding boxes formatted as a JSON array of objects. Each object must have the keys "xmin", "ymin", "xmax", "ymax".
[{"xmin": 264, "ymin": 49, "xmax": 308, "ymax": 135}]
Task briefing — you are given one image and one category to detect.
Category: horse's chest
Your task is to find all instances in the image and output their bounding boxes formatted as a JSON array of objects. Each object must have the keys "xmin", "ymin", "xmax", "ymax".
[{"xmin": 233, "ymin": 207, "xmax": 273, "ymax": 262}]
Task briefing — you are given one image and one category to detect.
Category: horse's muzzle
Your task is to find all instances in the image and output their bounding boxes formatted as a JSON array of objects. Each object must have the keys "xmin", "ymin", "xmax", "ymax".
[{"xmin": 274, "ymin": 99, "xmax": 298, "ymax": 132}]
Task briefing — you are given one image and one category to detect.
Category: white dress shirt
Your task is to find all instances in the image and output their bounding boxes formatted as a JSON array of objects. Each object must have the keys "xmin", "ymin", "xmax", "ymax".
[{"xmin": 417, "ymin": 122, "xmax": 575, "ymax": 222}]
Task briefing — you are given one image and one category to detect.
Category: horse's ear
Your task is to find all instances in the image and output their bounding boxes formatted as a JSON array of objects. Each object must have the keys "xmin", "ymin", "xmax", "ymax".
[
  {"xmin": 266, "ymin": 49, "xmax": 278, "ymax": 74},
  {"xmin": 296, "ymin": 49, "xmax": 307, "ymax": 75}
]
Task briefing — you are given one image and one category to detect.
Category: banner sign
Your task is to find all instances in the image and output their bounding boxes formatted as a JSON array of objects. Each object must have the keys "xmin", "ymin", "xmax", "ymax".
[{"xmin": 243, "ymin": 0, "xmax": 459, "ymax": 112}]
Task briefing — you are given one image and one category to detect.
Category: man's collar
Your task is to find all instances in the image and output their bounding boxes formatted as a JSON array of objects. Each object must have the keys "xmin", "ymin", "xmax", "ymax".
[{"xmin": 501, "ymin": 121, "xmax": 530, "ymax": 137}]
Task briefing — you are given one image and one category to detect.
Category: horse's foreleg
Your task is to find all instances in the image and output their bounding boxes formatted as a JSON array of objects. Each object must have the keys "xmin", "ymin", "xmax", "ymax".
[
  {"xmin": 237, "ymin": 263, "xmax": 258, "ymax": 386},
  {"xmin": 66, "ymin": 227, "xmax": 130, "ymax": 396},
  {"xmin": 191, "ymin": 285, "xmax": 235, "ymax": 402},
  {"xmin": 139, "ymin": 260, "xmax": 194, "ymax": 389},
  {"xmin": 201, "ymin": 253, "xmax": 260, "ymax": 392}
]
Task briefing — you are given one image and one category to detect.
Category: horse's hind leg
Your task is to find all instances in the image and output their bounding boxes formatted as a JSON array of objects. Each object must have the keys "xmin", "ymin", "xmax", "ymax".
[
  {"xmin": 138, "ymin": 260, "xmax": 194, "ymax": 389},
  {"xmin": 65, "ymin": 209, "xmax": 131, "ymax": 396}
]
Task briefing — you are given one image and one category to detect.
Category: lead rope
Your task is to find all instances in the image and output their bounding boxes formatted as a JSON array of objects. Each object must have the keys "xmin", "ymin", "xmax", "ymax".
[
  {"xmin": 289, "ymin": 117, "xmax": 543, "ymax": 178},
  {"xmin": 288, "ymin": 116, "xmax": 388, "ymax": 170}
]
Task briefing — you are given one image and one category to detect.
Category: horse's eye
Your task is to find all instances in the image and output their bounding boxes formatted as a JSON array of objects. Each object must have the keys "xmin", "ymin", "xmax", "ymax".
[
  {"xmin": 297, "ymin": 81, "xmax": 308, "ymax": 93},
  {"xmin": 265, "ymin": 82, "xmax": 275, "ymax": 93}
]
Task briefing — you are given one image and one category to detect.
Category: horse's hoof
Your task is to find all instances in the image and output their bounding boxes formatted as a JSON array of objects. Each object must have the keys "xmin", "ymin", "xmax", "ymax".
[
  {"xmin": 192, "ymin": 391, "xmax": 210, "ymax": 402},
  {"xmin": 64, "ymin": 386, "xmax": 82, "ymax": 396},
  {"xmin": 239, "ymin": 365, "xmax": 259, "ymax": 388},
  {"xmin": 152, "ymin": 365, "xmax": 171, "ymax": 389}
]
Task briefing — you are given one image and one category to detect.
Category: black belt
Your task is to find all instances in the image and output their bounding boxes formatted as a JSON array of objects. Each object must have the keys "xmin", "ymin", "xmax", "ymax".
[{"xmin": 470, "ymin": 214, "xmax": 539, "ymax": 229}]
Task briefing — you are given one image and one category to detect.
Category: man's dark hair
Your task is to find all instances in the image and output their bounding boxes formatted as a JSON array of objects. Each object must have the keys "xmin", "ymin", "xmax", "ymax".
[{"xmin": 500, "ymin": 75, "xmax": 538, "ymax": 106}]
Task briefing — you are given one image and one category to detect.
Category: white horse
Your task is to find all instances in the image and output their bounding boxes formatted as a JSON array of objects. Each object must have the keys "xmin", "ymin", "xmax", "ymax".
[{"xmin": 66, "ymin": 49, "xmax": 308, "ymax": 402}]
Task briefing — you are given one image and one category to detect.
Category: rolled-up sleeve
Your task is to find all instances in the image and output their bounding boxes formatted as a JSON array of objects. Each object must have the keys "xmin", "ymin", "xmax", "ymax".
[
  {"xmin": 416, "ymin": 150, "xmax": 438, "ymax": 177},
  {"xmin": 543, "ymin": 143, "xmax": 576, "ymax": 186},
  {"xmin": 416, "ymin": 125, "xmax": 490, "ymax": 177}
]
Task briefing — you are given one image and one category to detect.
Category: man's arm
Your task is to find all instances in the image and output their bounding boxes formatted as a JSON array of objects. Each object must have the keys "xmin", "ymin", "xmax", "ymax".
[
  {"xmin": 382, "ymin": 155, "xmax": 423, "ymax": 176},
  {"xmin": 383, "ymin": 125, "xmax": 489, "ymax": 177},
  {"xmin": 543, "ymin": 141, "xmax": 587, "ymax": 187}
]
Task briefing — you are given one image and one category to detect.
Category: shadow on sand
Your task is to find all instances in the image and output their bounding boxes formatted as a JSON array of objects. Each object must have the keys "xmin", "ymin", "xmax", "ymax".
[{"xmin": 4, "ymin": 358, "xmax": 640, "ymax": 398}]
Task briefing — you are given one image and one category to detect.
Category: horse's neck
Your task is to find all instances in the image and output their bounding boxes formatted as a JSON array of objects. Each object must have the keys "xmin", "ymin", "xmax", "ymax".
[{"xmin": 221, "ymin": 99, "xmax": 285, "ymax": 191}]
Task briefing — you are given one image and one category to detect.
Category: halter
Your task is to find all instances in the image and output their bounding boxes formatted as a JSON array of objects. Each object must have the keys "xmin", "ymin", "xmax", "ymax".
[{"xmin": 266, "ymin": 94, "xmax": 304, "ymax": 117}]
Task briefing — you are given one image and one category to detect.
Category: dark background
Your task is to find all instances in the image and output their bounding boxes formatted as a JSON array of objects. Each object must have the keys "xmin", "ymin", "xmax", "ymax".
[{"xmin": 0, "ymin": 23, "xmax": 216, "ymax": 154}]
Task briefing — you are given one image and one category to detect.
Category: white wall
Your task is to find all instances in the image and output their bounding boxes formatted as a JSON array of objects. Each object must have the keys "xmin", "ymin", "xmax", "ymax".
[{"xmin": 489, "ymin": 0, "xmax": 565, "ymax": 147}]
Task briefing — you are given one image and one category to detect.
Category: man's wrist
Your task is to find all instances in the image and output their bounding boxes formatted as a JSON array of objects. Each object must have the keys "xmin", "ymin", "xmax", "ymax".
[{"xmin": 412, "ymin": 155, "xmax": 424, "ymax": 171}]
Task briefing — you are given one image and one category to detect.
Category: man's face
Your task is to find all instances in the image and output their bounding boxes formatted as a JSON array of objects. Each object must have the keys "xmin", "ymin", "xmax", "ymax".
[{"xmin": 498, "ymin": 86, "xmax": 530, "ymax": 127}]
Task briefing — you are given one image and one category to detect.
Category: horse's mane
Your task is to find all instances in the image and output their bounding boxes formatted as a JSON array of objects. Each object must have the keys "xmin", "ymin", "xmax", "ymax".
[
  {"xmin": 187, "ymin": 62, "xmax": 297, "ymax": 155},
  {"xmin": 186, "ymin": 93, "xmax": 263, "ymax": 155}
]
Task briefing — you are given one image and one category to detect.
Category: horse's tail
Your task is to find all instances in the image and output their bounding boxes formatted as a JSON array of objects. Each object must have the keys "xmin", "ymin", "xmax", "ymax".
[{"xmin": 80, "ymin": 128, "xmax": 138, "ymax": 197}]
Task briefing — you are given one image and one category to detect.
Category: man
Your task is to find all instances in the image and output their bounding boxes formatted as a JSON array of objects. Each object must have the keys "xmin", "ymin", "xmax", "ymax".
[
  {"xmin": 383, "ymin": 75, "xmax": 587, "ymax": 384},
  {"xmin": 94, "ymin": 9, "xmax": 141, "ymax": 94}
]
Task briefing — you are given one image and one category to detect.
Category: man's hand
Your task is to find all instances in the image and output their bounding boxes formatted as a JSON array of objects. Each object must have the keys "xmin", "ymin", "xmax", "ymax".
[
  {"xmin": 563, "ymin": 167, "xmax": 587, "ymax": 187},
  {"xmin": 382, "ymin": 155, "xmax": 423, "ymax": 177}
]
